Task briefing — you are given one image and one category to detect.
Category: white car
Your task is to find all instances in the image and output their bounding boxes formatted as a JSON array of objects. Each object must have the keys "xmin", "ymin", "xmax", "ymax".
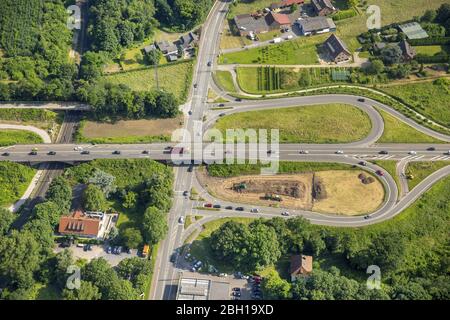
[
  {"xmin": 335, "ymin": 150, "xmax": 344, "ymax": 154},
  {"xmin": 408, "ymin": 151, "xmax": 417, "ymax": 155},
  {"xmin": 299, "ymin": 150, "xmax": 309, "ymax": 154},
  {"xmin": 446, "ymin": 150, "xmax": 450, "ymax": 155},
  {"xmin": 251, "ymin": 208, "xmax": 259, "ymax": 213},
  {"xmin": 281, "ymin": 211, "xmax": 290, "ymax": 216},
  {"xmin": 178, "ymin": 216, "xmax": 185, "ymax": 224}
]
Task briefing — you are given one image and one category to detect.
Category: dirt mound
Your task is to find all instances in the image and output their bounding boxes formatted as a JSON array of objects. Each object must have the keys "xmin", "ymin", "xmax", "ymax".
[
  {"xmin": 312, "ymin": 174, "xmax": 327, "ymax": 200},
  {"xmin": 233, "ymin": 179, "xmax": 306, "ymax": 199}
]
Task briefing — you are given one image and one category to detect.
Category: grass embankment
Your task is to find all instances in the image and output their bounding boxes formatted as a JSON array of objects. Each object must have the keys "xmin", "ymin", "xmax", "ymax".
[
  {"xmin": 369, "ymin": 160, "xmax": 400, "ymax": 194},
  {"xmin": 0, "ymin": 130, "xmax": 43, "ymax": 146},
  {"xmin": 75, "ymin": 117, "xmax": 183, "ymax": 144},
  {"xmin": 102, "ymin": 60, "xmax": 194, "ymax": 102},
  {"xmin": 0, "ymin": 109, "xmax": 60, "ymax": 131},
  {"xmin": 219, "ymin": 35, "xmax": 324, "ymax": 65},
  {"xmin": 405, "ymin": 161, "xmax": 449, "ymax": 190},
  {"xmin": 213, "ymin": 104, "xmax": 372, "ymax": 143},
  {"xmin": 0, "ymin": 161, "xmax": 36, "ymax": 207},
  {"xmin": 207, "ymin": 161, "xmax": 357, "ymax": 177},
  {"xmin": 378, "ymin": 79, "xmax": 450, "ymax": 128},
  {"xmin": 214, "ymin": 71, "xmax": 236, "ymax": 93},
  {"xmin": 376, "ymin": 108, "xmax": 445, "ymax": 144}
]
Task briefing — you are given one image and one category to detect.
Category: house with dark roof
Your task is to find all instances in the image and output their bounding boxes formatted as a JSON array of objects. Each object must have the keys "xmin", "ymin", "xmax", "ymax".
[
  {"xmin": 290, "ymin": 255, "xmax": 313, "ymax": 281},
  {"xmin": 155, "ymin": 40, "xmax": 178, "ymax": 56},
  {"xmin": 296, "ymin": 16, "xmax": 336, "ymax": 36},
  {"xmin": 58, "ymin": 211, "xmax": 112, "ymax": 239},
  {"xmin": 398, "ymin": 40, "xmax": 416, "ymax": 61},
  {"xmin": 311, "ymin": 0, "xmax": 336, "ymax": 16},
  {"xmin": 233, "ymin": 14, "xmax": 270, "ymax": 36},
  {"xmin": 142, "ymin": 44, "xmax": 156, "ymax": 55},
  {"xmin": 324, "ymin": 34, "xmax": 351, "ymax": 63},
  {"xmin": 178, "ymin": 32, "xmax": 199, "ymax": 50},
  {"xmin": 265, "ymin": 12, "xmax": 292, "ymax": 30}
]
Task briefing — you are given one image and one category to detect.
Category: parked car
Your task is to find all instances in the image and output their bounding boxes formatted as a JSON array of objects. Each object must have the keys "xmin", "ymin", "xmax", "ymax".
[{"xmin": 106, "ymin": 246, "xmax": 112, "ymax": 254}]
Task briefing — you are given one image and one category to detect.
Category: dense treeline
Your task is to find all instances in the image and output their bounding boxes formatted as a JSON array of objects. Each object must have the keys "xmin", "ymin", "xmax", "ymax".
[
  {"xmin": 155, "ymin": 0, "xmax": 214, "ymax": 31},
  {"xmin": 209, "ymin": 178, "xmax": 450, "ymax": 300},
  {"xmin": 87, "ymin": 0, "xmax": 157, "ymax": 56}
]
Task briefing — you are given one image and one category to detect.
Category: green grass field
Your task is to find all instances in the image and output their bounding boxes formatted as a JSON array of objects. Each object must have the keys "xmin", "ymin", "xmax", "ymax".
[
  {"xmin": 101, "ymin": 60, "xmax": 194, "ymax": 102},
  {"xmin": 379, "ymin": 79, "xmax": 450, "ymax": 128},
  {"xmin": 369, "ymin": 160, "xmax": 401, "ymax": 195},
  {"xmin": 376, "ymin": 108, "xmax": 444, "ymax": 144},
  {"xmin": 215, "ymin": 70, "xmax": 236, "ymax": 93},
  {"xmin": 413, "ymin": 45, "xmax": 448, "ymax": 56},
  {"xmin": 219, "ymin": 35, "xmax": 324, "ymax": 65},
  {"xmin": 213, "ymin": 104, "xmax": 372, "ymax": 143},
  {"xmin": 0, "ymin": 130, "xmax": 43, "ymax": 146},
  {"xmin": 0, "ymin": 161, "xmax": 36, "ymax": 207},
  {"xmin": 405, "ymin": 161, "xmax": 449, "ymax": 190}
]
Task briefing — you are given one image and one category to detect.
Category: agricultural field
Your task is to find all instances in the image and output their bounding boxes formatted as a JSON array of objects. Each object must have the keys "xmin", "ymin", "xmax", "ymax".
[
  {"xmin": 379, "ymin": 78, "xmax": 450, "ymax": 128},
  {"xmin": 405, "ymin": 161, "xmax": 449, "ymax": 190},
  {"xmin": 101, "ymin": 60, "xmax": 194, "ymax": 102},
  {"xmin": 219, "ymin": 35, "xmax": 325, "ymax": 65},
  {"xmin": 75, "ymin": 116, "xmax": 183, "ymax": 144},
  {"xmin": 212, "ymin": 104, "xmax": 372, "ymax": 143},
  {"xmin": 0, "ymin": 161, "xmax": 36, "ymax": 207},
  {"xmin": 0, "ymin": 129, "xmax": 43, "ymax": 147},
  {"xmin": 236, "ymin": 66, "xmax": 352, "ymax": 93},
  {"xmin": 376, "ymin": 108, "xmax": 444, "ymax": 144}
]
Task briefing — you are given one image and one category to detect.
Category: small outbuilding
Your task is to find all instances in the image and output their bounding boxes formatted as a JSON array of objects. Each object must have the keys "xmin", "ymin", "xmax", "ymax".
[{"xmin": 290, "ymin": 254, "xmax": 313, "ymax": 281}]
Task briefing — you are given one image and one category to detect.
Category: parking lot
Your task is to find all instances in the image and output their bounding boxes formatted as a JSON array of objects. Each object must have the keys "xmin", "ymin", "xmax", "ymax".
[{"xmin": 54, "ymin": 244, "xmax": 139, "ymax": 266}]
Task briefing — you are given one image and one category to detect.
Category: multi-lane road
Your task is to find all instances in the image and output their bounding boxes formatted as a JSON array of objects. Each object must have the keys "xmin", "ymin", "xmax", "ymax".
[{"xmin": 0, "ymin": 0, "xmax": 449, "ymax": 300}]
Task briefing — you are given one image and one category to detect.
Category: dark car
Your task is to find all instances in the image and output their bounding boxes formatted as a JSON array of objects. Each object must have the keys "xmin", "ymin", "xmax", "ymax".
[
  {"xmin": 29, "ymin": 151, "xmax": 37, "ymax": 156},
  {"xmin": 218, "ymin": 103, "xmax": 225, "ymax": 107},
  {"xmin": 142, "ymin": 150, "xmax": 149, "ymax": 154},
  {"xmin": 187, "ymin": 165, "xmax": 194, "ymax": 172},
  {"xmin": 193, "ymin": 83, "xmax": 198, "ymax": 88},
  {"xmin": 81, "ymin": 150, "xmax": 90, "ymax": 155},
  {"xmin": 48, "ymin": 151, "xmax": 56, "ymax": 155},
  {"xmin": 213, "ymin": 204, "xmax": 221, "ymax": 209},
  {"xmin": 359, "ymin": 161, "xmax": 367, "ymax": 166},
  {"xmin": 207, "ymin": 61, "xmax": 212, "ymax": 67},
  {"xmin": 170, "ymin": 253, "xmax": 177, "ymax": 263},
  {"xmin": 219, "ymin": 113, "xmax": 226, "ymax": 117},
  {"xmin": 1, "ymin": 152, "xmax": 10, "ymax": 156},
  {"xmin": 112, "ymin": 150, "xmax": 121, "ymax": 155},
  {"xmin": 376, "ymin": 170, "xmax": 384, "ymax": 176},
  {"xmin": 357, "ymin": 98, "xmax": 366, "ymax": 102},
  {"xmin": 235, "ymin": 98, "xmax": 242, "ymax": 102},
  {"xmin": 379, "ymin": 150, "xmax": 388, "ymax": 155},
  {"xmin": 235, "ymin": 207, "xmax": 244, "ymax": 211},
  {"xmin": 427, "ymin": 147, "xmax": 436, "ymax": 151},
  {"xmin": 225, "ymin": 206, "xmax": 233, "ymax": 210}
]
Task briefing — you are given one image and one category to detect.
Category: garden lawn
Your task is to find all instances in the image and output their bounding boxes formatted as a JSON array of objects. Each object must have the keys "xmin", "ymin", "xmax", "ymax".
[
  {"xmin": 0, "ymin": 161, "xmax": 36, "ymax": 207},
  {"xmin": 376, "ymin": 108, "xmax": 444, "ymax": 144},
  {"xmin": 0, "ymin": 130, "xmax": 43, "ymax": 146},
  {"xmin": 101, "ymin": 60, "xmax": 194, "ymax": 102},
  {"xmin": 213, "ymin": 104, "xmax": 372, "ymax": 143},
  {"xmin": 378, "ymin": 80, "xmax": 450, "ymax": 127},
  {"xmin": 405, "ymin": 161, "xmax": 449, "ymax": 190}
]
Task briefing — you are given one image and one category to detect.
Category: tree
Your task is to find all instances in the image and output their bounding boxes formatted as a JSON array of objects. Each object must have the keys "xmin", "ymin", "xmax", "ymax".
[
  {"xmin": 365, "ymin": 59, "xmax": 384, "ymax": 75},
  {"xmin": 380, "ymin": 44, "xmax": 403, "ymax": 65},
  {"xmin": 246, "ymin": 223, "xmax": 281, "ymax": 271},
  {"xmin": 122, "ymin": 191, "xmax": 137, "ymax": 209},
  {"xmin": 116, "ymin": 257, "xmax": 152, "ymax": 293},
  {"xmin": 88, "ymin": 169, "xmax": 116, "ymax": 197},
  {"xmin": 53, "ymin": 249, "xmax": 74, "ymax": 289},
  {"xmin": 83, "ymin": 184, "xmax": 108, "ymax": 212},
  {"xmin": 79, "ymin": 51, "xmax": 105, "ymax": 81},
  {"xmin": 393, "ymin": 282, "xmax": 432, "ymax": 300},
  {"xmin": 62, "ymin": 280, "xmax": 102, "ymax": 300},
  {"xmin": 261, "ymin": 270, "xmax": 292, "ymax": 299},
  {"xmin": 421, "ymin": 10, "xmax": 436, "ymax": 22},
  {"xmin": 144, "ymin": 49, "xmax": 162, "ymax": 65},
  {"xmin": 142, "ymin": 206, "xmax": 168, "ymax": 244},
  {"xmin": 0, "ymin": 207, "xmax": 15, "ymax": 236},
  {"xmin": 32, "ymin": 201, "xmax": 61, "ymax": 226},
  {"xmin": 121, "ymin": 228, "xmax": 143, "ymax": 249},
  {"xmin": 46, "ymin": 176, "xmax": 72, "ymax": 212},
  {"xmin": 0, "ymin": 230, "xmax": 41, "ymax": 289}
]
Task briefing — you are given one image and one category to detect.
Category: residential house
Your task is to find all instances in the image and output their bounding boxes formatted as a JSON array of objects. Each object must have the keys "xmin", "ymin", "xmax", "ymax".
[
  {"xmin": 58, "ymin": 211, "xmax": 112, "ymax": 239},
  {"xmin": 296, "ymin": 16, "xmax": 336, "ymax": 36},
  {"xmin": 233, "ymin": 14, "xmax": 269, "ymax": 36},
  {"xmin": 398, "ymin": 39, "xmax": 416, "ymax": 61},
  {"xmin": 155, "ymin": 40, "xmax": 179, "ymax": 56},
  {"xmin": 265, "ymin": 12, "xmax": 292, "ymax": 30},
  {"xmin": 142, "ymin": 44, "xmax": 156, "ymax": 55},
  {"xmin": 311, "ymin": 0, "xmax": 336, "ymax": 16},
  {"xmin": 178, "ymin": 32, "xmax": 199, "ymax": 50},
  {"xmin": 290, "ymin": 254, "xmax": 313, "ymax": 281},
  {"xmin": 323, "ymin": 34, "xmax": 352, "ymax": 63}
]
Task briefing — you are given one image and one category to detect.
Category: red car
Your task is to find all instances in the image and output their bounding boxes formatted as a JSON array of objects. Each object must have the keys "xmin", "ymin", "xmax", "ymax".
[
  {"xmin": 376, "ymin": 170, "xmax": 384, "ymax": 176},
  {"xmin": 204, "ymin": 203, "xmax": 213, "ymax": 208}
]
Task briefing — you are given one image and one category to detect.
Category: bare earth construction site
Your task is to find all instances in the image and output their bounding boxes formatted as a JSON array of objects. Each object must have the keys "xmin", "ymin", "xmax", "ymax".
[{"xmin": 197, "ymin": 168, "xmax": 384, "ymax": 215}]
